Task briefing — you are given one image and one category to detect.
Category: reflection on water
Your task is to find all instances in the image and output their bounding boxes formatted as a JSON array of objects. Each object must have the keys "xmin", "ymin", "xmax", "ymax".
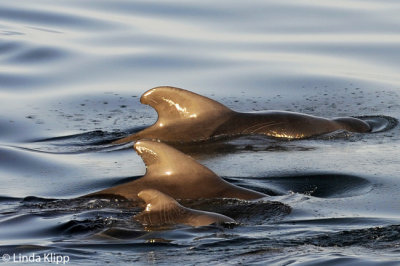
[{"xmin": 1, "ymin": 0, "xmax": 400, "ymax": 265}]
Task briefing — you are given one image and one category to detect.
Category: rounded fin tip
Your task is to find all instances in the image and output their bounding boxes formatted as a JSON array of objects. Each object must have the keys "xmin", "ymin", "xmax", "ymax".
[{"xmin": 137, "ymin": 189, "xmax": 156, "ymax": 204}]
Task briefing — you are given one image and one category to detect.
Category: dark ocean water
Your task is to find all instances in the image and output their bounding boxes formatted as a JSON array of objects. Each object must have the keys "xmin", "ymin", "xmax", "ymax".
[{"xmin": 1, "ymin": 0, "xmax": 400, "ymax": 265}]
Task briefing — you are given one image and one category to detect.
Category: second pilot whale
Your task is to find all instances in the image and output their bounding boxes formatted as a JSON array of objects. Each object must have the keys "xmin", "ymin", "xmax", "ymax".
[
  {"xmin": 86, "ymin": 140, "xmax": 266, "ymax": 201},
  {"xmin": 113, "ymin": 86, "xmax": 371, "ymax": 144}
]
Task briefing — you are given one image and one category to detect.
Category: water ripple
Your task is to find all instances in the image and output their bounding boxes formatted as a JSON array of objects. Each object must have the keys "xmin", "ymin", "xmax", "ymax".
[
  {"xmin": 0, "ymin": 0, "xmax": 400, "ymax": 264},
  {"xmin": 0, "ymin": 5, "xmax": 118, "ymax": 29}
]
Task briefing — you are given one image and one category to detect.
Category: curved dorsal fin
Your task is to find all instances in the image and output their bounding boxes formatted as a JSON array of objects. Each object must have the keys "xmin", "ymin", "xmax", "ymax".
[
  {"xmin": 134, "ymin": 139, "xmax": 217, "ymax": 182},
  {"xmin": 135, "ymin": 189, "xmax": 187, "ymax": 226},
  {"xmin": 88, "ymin": 140, "xmax": 266, "ymax": 200},
  {"xmin": 112, "ymin": 86, "xmax": 235, "ymax": 143},
  {"xmin": 135, "ymin": 189, "xmax": 236, "ymax": 227},
  {"xmin": 140, "ymin": 86, "xmax": 232, "ymax": 126},
  {"xmin": 134, "ymin": 140, "xmax": 266, "ymax": 200},
  {"xmin": 137, "ymin": 189, "xmax": 179, "ymax": 212}
]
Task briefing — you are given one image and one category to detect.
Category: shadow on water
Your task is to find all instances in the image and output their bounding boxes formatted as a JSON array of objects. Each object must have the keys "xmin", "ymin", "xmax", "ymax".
[{"xmin": 257, "ymin": 173, "xmax": 372, "ymax": 198}]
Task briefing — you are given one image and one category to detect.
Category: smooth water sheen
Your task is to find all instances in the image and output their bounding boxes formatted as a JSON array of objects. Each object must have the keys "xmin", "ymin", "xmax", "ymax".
[{"xmin": 1, "ymin": 0, "xmax": 400, "ymax": 265}]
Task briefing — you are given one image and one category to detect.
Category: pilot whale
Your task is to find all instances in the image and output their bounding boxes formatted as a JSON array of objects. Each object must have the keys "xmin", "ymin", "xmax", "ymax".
[
  {"xmin": 113, "ymin": 86, "xmax": 371, "ymax": 144},
  {"xmin": 134, "ymin": 189, "xmax": 235, "ymax": 227},
  {"xmin": 86, "ymin": 140, "xmax": 266, "ymax": 201}
]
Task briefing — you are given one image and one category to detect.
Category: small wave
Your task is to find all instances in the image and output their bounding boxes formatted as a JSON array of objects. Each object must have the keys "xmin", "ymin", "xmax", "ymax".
[
  {"xmin": 0, "ymin": 5, "xmax": 118, "ymax": 29},
  {"xmin": 7, "ymin": 47, "xmax": 68, "ymax": 64},
  {"xmin": 180, "ymin": 198, "xmax": 291, "ymax": 225},
  {"xmin": 31, "ymin": 130, "xmax": 126, "ymax": 145},
  {"xmin": 303, "ymin": 224, "xmax": 400, "ymax": 248},
  {"xmin": 0, "ymin": 195, "xmax": 22, "ymax": 203},
  {"xmin": 23, "ymin": 128, "xmax": 145, "ymax": 154},
  {"xmin": 278, "ymin": 217, "xmax": 400, "ymax": 227},
  {"xmin": 358, "ymin": 115, "xmax": 398, "ymax": 133}
]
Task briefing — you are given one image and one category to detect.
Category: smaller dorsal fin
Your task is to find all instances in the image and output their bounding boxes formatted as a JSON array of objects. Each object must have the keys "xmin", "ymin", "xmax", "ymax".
[
  {"xmin": 140, "ymin": 86, "xmax": 232, "ymax": 126},
  {"xmin": 137, "ymin": 189, "xmax": 179, "ymax": 212},
  {"xmin": 135, "ymin": 189, "xmax": 236, "ymax": 227}
]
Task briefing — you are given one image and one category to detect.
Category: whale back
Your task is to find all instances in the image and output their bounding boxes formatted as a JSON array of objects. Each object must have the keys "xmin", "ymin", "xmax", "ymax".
[
  {"xmin": 113, "ymin": 86, "xmax": 373, "ymax": 144},
  {"xmin": 135, "ymin": 189, "xmax": 235, "ymax": 227},
  {"xmin": 134, "ymin": 140, "xmax": 258, "ymax": 199},
  {"xmin": 136, "ymin": 140, "xmax": 266, "ymax": 200},
  {"xmin": 91, "ymin": 140, "xmax": 266, "ymax": 200}
]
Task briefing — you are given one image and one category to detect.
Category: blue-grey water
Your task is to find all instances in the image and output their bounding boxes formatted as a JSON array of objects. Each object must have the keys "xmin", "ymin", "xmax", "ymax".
[{"xmin": 1, "ymin": 0, "xmax": 400, "ymax": 265}]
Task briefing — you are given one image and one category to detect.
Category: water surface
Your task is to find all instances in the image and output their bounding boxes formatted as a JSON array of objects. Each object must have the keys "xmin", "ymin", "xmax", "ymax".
[{"xmin": 1, "ymin": 0, "xmax": 400, "ymax": 265}]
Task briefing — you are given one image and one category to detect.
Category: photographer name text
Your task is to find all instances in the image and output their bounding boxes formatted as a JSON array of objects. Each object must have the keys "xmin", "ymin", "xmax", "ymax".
[{"xmin": 2, "ymin": 253, "xmax": 70, "ymax": 264}]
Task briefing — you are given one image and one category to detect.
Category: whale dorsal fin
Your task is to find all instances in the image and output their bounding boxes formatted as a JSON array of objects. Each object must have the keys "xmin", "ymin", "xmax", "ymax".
[
  {"xmin": 112, "ymin": 86, "xmax": 235, "ymax": 143},
  {"xmin": 135, "ymin": 189, "xmax": 236, "ymax": 227},
  {"xmin": 135, "ymin": 189, "xmax": 187, "ymax": 226},
  {"xmin": 140, "ymin": 86, "xmax": 233, "ymax": 126},
  {"xmin": 89, "ymin": 140, "xmax": 266, "ymax": 200},
  {"xmin": 137, "ymin": 189, "xmax": 181, "ymax": 212},
  {"xmin": 134, "ymin": 140, "xmax": 266, "ymax": 200},
  {"xmin": 134, "ymin": 140, "xmax": 218, "ymax": 182},
  {"xmin": 134, "ymin": 140, "xmax": 228, "ymax": 199}
]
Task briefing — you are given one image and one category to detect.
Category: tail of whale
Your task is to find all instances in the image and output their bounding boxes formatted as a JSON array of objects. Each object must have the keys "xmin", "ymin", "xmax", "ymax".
[
  {"xmin": 134, "ymin": 189, "xmax": 236, "ymax": 227},
  {"xmin": 332, "ymin": 117, "xmax": 371, "ymax": 133}
]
